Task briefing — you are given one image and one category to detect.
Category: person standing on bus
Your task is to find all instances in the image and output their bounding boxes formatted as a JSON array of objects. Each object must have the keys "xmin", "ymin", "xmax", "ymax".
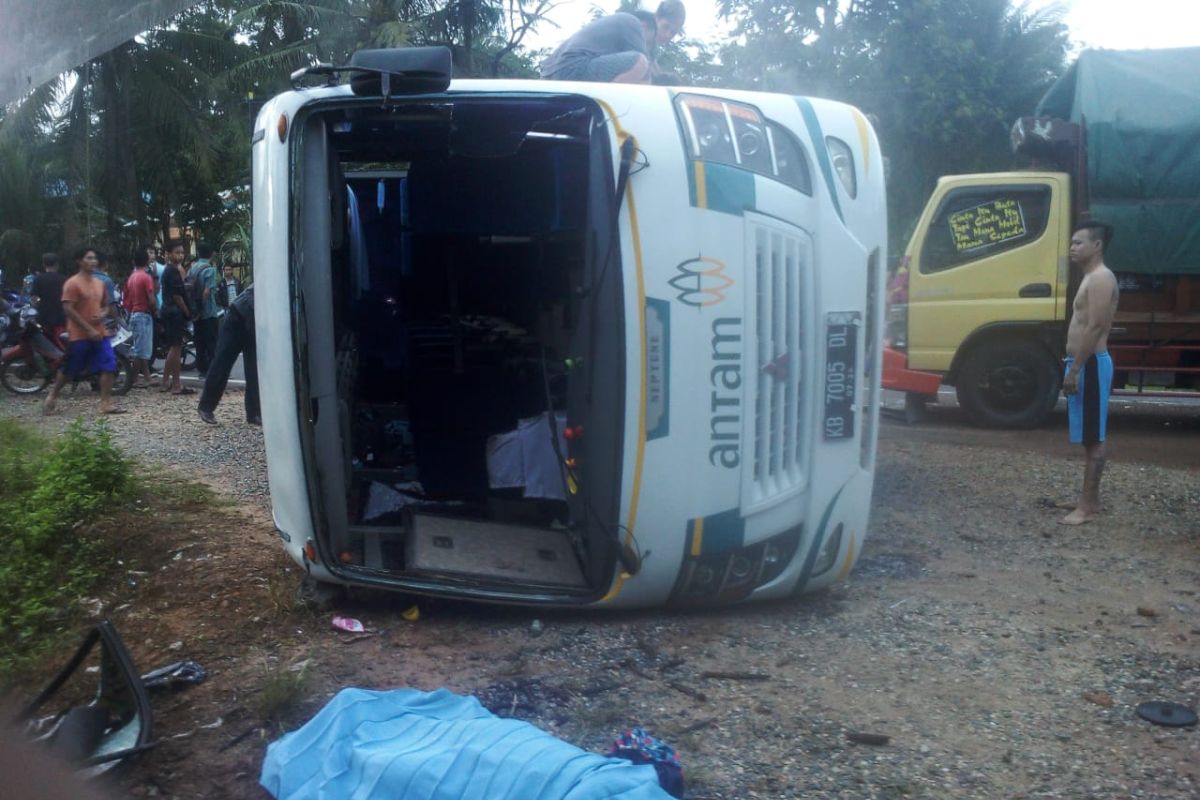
[
  {"xmin": 540, "ymin": 1, "xmax": 685, "ymax": 84},
  {"xmin": 1060, "ymin": 221, "xmax": 1119, "ymax": 526}
]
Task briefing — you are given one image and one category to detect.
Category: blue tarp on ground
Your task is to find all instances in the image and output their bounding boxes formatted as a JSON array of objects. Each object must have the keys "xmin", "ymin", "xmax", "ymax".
[{"xmin": 260, "ymin": 688, "xmax": 675, "ymax": 800}]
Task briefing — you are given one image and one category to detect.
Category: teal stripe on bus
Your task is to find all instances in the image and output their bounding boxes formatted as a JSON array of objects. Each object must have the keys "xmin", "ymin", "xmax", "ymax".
[
  {"xmin": 702, "ymin": 162, "xmax": 755, "ymax": 216},
  {"xmin": 794, "ymin": 97, "xmax": 844, "ymax": 223},
  {"xmin": 686, "ymin": 507, "xmax": 746, "ymax": 556}
]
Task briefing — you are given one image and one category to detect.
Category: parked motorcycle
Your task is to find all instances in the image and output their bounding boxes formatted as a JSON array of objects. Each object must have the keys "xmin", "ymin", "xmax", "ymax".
[
  {"xmin": 0, "ymin": 306, "xmax": 134, "ymax": 396},
  {"xmin": 0, "ymin": 300, "xmax": 22, "ymax": 349}
]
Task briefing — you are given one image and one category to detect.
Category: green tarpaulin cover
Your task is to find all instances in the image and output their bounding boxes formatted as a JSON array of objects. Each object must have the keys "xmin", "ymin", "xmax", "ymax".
[{"xmin": 1036, "ymin": 47, "xmax": 1200, "ymax": 275}]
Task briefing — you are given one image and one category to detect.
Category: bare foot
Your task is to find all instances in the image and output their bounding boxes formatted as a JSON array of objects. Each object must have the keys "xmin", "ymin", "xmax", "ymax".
[
  {"xmin": 42, "ymin": 398, "xmax": 58, "ymax": 416},
  {"xmin": 1059, "ymin": 507, "xmax": 1095, "ymax": 526}
]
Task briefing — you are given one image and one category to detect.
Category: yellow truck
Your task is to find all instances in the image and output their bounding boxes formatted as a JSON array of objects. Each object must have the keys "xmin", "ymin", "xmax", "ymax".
[{"xmin": 883, "ymin": 48, "xmax": 1200, "ymax": 427}]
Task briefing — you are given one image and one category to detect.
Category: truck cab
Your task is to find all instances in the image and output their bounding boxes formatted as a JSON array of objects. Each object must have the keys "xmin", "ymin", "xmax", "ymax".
[
  {"xmin": 887, "ymin": 49, "xmax": 1200, "ymax": 427},
  {"xmin": 889, "ymin": 171, "xmax": 1071, "ymax": 427}
]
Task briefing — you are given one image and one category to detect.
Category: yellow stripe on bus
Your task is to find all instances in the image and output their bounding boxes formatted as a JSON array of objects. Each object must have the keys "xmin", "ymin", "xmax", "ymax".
[
  {"xmin": 836, "ymin": 532, "xmax": 857, "ymax": 581},
  {"xmin": 694, "ymin": 161, "xmax": 707, "ymax": 208},
  {"xmin": 690, "ymin": 517, "xmax": 705, "ymax": 557},
  {"xmin": 851, "ymin": 109, "xmax": 871, "ymax": 179},
  {"xmin": 595, "ymin": 99, "xmax": 647, "ymax": 604}
]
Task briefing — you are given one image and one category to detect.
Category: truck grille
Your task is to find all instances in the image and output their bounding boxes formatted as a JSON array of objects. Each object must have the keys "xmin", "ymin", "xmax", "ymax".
[{"xmin": 748, "ymin": 220, "xmax": 810, "ymax": 508}]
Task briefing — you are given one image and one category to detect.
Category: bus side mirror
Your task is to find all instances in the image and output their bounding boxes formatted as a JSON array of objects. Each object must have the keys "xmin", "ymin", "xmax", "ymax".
[{"xmin": 348, "ymin": 47, "xmax": 453, "ymax": 98}]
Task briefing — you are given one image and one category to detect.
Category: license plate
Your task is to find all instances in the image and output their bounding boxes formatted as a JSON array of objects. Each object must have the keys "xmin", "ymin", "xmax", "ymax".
[{"xmin": 823, "ymin": 313, "xmax": 859, "ymax": 440}]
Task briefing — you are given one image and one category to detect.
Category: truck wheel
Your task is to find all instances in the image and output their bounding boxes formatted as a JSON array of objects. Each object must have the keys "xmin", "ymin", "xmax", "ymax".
[{"xmin": 955, "ymin": 340, "xmax": 1059, "ymax": 429}]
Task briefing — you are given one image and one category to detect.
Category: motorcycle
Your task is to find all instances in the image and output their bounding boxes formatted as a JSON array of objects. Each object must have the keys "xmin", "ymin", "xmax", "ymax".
[
  {"xmin": 0, "ymin": 306, "xmax": 134, "ymax": 396},
  {"xmin": 0, "ymin": 300, "xmax": 21, "ymax": 349}
]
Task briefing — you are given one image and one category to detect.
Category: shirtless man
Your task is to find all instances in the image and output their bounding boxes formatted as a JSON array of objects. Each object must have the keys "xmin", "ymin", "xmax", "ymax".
[{"xmin": 1060, "ymin": 221, "xmax": 1119, "ymax": 525}]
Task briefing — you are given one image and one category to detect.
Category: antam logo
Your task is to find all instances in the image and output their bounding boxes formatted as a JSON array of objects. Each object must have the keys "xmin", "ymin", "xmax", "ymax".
[{"xmin": 668, "ymin": 256, "xmax": 733, "ymax": 308}]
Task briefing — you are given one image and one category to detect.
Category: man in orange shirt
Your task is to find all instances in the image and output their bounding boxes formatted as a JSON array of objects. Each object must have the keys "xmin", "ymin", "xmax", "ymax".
[{"xmin": 43, "ymin": 246, "xmax": 125, "ymax": 415}]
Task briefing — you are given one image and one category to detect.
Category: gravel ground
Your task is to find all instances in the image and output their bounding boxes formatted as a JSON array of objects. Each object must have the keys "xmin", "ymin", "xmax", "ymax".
[
  {"xmin": 2, "ymin": 389, "xmax": 1197, "ymax": 799},
  {"xmin": 0, "ymin": 382, "xmax": 269, "ymax": 507}
]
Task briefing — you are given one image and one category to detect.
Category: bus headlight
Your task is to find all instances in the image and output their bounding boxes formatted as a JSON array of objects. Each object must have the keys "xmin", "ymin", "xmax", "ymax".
[
  {"xmin": 675, "ymin": 93, "xmax": 766, "ymax": 168},
  {"xmin": 811, "ymin": 523, "xmax": 844, "ymax": 578},
  {"xmin": 670, "ymin": 526, "xmax": 802, "ymax": 605},
  {"xmin": 825, "ymin": 137, "xmax": 857, "ymax": 198}
]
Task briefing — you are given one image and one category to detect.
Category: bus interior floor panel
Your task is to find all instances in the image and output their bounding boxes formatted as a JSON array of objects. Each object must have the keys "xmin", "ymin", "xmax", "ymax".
[{"xmin": 406, "ymin": 513, "xmax": 586, "ymax": 589}]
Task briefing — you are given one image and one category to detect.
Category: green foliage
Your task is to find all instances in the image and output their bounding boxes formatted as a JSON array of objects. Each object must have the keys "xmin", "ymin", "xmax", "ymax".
[
  {"xmin": 717, "ymin": 0, "xmax": 1070, "ymax": 250},
  {"xmin": 0, "ymin": 0, "xmax": 553, "ymax": 268},
  {"xmin": 0, "ymin": 0, "xmax": 1070, "ymax": 267},
  {"xmin": 253, "ymin": 662, "xmax": 313, "ymax": 721},
  {"xmin": 0, "ymin": 420, "xmax": 135, "ymax": 677}
]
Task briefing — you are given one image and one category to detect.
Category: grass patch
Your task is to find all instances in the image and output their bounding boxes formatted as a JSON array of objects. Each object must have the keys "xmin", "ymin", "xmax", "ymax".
[
  {"xmin": 253, "ymin": 662, "xmax": 313, "ymax": 722},
  {"xmin": 0, "ymin": 419, "xmax": 135, "ymax": 680},
  {"xmin": 263, "ymin": 560, "xmax": 308, "ymax": 618},
  {"xmin": 158, "ymin": 480, "xmax": 219, "ymax": 509}
]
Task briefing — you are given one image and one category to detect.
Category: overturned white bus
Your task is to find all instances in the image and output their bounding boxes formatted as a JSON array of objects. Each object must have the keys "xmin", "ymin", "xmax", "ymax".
[{"xmin": 253, "ymin": 48, "xmax": 886, "ymax": 608}]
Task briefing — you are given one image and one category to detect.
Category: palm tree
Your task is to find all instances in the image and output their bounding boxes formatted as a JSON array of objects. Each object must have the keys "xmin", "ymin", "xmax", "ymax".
[{"xmin": 0, "ymin": 0, "xmax": 554, "ymax": 262}]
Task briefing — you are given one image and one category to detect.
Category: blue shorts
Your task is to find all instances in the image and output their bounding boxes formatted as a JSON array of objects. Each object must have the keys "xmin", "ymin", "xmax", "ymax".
[
  {"xmin": 1065, "ymin": 353, "xmax": 1112, "ymax": 445},
  {"xmin": 64, "ymin": 338, "xmax": 117, "ymax": 378},
  {"xmin": 129, "ymin": 312, "xmax": 153, "ymax": 360}
]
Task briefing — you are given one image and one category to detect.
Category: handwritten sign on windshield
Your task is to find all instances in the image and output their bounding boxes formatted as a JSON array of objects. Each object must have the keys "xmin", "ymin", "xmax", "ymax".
[{"xmin": 948, "ymin": 198, "xmax": 1027, "ymax": 252}]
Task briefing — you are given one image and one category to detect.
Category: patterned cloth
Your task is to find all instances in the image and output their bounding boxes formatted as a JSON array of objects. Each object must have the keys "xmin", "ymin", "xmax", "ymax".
[{"xmin": 607, "ymin": 728, "xmax": 684, "ymax": 798}]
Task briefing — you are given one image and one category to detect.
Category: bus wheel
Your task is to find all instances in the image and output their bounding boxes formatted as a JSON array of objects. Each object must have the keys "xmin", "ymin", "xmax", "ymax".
[{"xmin": 955, "ymin": 340, "xmax": 1059, "ymax": 429}]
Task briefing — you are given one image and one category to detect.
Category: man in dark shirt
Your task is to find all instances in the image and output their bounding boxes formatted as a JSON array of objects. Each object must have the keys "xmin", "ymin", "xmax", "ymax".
[
  {"xmin": 216, "ymin": 263, "xmax": 243, "ymax": 314},
  {"xmin": 541, "ymin": 1, "xmax": 685, "ymax": 83},
  {"xmin": 197, "ymin": 286, "xmax": 259, "ymax": 425},
  {"xmin": 159, "ymin": 239, "xmax": 193, "ymax": 394},
  {"xmin": 30, "ymin": 252, "xmax": 68, "ymax": 339}
]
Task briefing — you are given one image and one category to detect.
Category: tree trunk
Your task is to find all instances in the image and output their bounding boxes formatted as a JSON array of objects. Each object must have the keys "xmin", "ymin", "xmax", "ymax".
[{"xmin": 99, "ymin": 53, "xmax": 123, "ymax": 239}]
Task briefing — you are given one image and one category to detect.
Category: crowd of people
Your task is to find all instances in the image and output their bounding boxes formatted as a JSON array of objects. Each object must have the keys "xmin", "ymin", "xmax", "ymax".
[{"xmin": 21, "ymin": 240, "xmax": 257, "ymax": 425}]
